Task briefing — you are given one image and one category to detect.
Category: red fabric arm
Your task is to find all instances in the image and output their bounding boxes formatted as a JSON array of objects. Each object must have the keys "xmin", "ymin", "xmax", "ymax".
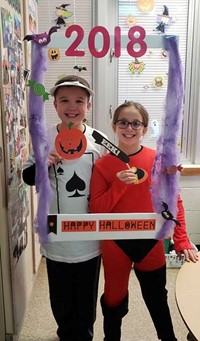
[{"xmin": 173, "ymin": 196, "xmax": 192, "ymax": 252}]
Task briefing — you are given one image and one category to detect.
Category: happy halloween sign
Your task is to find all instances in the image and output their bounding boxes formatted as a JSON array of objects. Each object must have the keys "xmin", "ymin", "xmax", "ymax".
[{"xmin": 47, "ymin": 213, "xmax": 164, "ymax": 241}]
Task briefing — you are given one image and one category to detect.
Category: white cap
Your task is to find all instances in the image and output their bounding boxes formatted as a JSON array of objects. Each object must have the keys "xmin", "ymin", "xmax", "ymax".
[{"xmin": 50, "ymin": 81, "xmax": 94, "ymax": 97}]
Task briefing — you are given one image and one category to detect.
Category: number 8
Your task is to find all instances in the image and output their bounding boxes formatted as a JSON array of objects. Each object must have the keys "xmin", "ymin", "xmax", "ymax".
[{"xmin": 127, "ymin": 26, "xmax": 147, "ymax": 58}]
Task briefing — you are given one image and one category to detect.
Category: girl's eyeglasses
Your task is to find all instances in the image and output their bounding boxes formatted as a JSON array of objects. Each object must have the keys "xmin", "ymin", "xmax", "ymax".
[{"xmin": 116, "ymin": 119, "xmax": 145, "ymax": 130}]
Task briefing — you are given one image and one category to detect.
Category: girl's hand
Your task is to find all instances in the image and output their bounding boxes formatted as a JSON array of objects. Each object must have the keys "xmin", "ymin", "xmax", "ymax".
[
  {"xmin": 177, "ymin": 249, "xmax": 199, "ymax": 263},
  {"xmin": 48, "ymin": 151, "xmax": 63, "ymax": 167},
  {"xmin": 116, "ymin": 169, "xmax": 138, "ymax": 185}
]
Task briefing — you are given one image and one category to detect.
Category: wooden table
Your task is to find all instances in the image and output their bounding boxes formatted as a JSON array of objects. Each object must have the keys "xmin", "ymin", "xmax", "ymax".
[{"xmin": 175, "ymin": 252, "xmax": 200, "ymax": 341}]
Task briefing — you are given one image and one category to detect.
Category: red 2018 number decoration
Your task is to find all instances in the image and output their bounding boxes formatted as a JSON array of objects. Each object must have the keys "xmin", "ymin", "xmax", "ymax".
[{"xmin": 65, "ymin": 25, "xmax": 147, "ymax": 58}]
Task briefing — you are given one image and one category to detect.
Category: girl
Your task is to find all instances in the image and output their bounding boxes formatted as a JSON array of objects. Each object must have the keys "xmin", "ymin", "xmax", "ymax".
[{"xmin": 89, "ymin": 101, "xmax": 198, "ymax": 341}]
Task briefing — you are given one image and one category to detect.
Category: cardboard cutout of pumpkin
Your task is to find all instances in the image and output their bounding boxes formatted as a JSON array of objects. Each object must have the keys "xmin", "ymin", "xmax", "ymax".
[
  {"xmin": 137, "ymin": 0, "xmax": 154, "ymax": 12},
  {"xmin": 55, "ymin": 123, "xmax": 87, "ymax": 160}
]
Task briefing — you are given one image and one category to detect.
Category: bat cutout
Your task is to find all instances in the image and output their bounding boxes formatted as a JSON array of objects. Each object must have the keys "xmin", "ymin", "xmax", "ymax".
[
  {"xmin": 163, "ymin": 164, "xmax": 183, "ymax": 175},
  {"xmin": 92, "ymin": 130, "xmax": 130, "ymax": 164},
  {"xmin": 161, "ymin": 202, "xmax": 181, "ymax": 226},
  {"xmin": 73, "ymin": 66, "xmax": 87, "ymax": 72},
  {"xmin": 24, "ymin": 26, "xmax": 60, "ymax": 46}
]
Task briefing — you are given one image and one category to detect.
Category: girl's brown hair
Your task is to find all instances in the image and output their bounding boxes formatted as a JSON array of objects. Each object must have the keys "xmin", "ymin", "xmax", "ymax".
[{"xmin": 112, "ymin": 101, "xmax": 149, "ymax": 127}]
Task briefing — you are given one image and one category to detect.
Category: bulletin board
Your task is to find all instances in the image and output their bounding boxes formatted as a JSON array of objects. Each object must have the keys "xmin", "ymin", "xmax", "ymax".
[{"xmin": 0, "ymin": 0, "xmax": 30, "ymax": 266}]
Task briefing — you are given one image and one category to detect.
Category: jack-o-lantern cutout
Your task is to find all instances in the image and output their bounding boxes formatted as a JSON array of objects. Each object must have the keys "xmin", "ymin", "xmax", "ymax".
[
  {"xmin": 48, "ymin": 48, "xmax": 60, "ymax": 61},
  {"xmin": 137, "ymin": 0, "xmax": 154, "ymax": 12},
  {"xmin": 55, "ymin": 123, "xmax": 87, "ymax": 160}
]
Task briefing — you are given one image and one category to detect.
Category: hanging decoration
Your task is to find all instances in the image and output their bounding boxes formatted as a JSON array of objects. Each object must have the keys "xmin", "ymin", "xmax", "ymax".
[
  {"xmin": 152, "ymin": 75, "xmax": 165, "ymax": 88},
  {"xmin": 150, "ymin": 119, "xmax": 160, "ymax": 139},
  {"xmin": 129, "ymin": 58, "xmax": 145, "ymax": 74},
  {"xmin": 24, "ymin": 26, "xmax": 59, "ymax": 46},
  {"xmin": 137, "ymin": 0, "xmax": 155, "ymax": 13},
  {"xmin": 24, "ymin": 26, "xmax": 59, "ymax": 243},
  {"xmin": 48, "ymin": 48, "xmax": 60, "ymax": 61},
  {"xmin": 126, "ymin": 14, "xmax": 137, "ymax": 27},
  {"xmin": 154, "ymin": 5, "xmax": 173, "ymax": 34},
  {"xmin": 151, "ymin": 35, "xmax": 184, "ymax": 239},
  {"xmin": 54, "ymin": 4, "xmax": 73, "ymax": 27},
  {"xmin": 27, "ymin": 80, "xmax": 50, "ymax": 100},
  {"xmin": 73, "ymin": 65, "xmax": 87, "ymax": 72},
  {"xmin": 161, "ymin": 49, "xmax": 168, "ymax": 58}
]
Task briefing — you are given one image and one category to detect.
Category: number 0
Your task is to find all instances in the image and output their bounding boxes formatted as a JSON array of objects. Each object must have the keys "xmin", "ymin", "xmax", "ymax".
[{"xmin": 88, "ymin": 26, "xmax": 110, "ymax": 58}]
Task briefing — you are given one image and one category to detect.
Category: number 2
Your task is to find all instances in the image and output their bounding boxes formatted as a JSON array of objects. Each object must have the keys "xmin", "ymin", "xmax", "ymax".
[{"xmin": 65, "ymin": 24, "xmax": 85, "ymax": 57}]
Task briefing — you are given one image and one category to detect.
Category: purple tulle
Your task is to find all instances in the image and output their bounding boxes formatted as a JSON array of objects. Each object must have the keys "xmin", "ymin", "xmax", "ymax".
[
  {"xmin": 151, "ymin": 35, "xmax": 184, "ymax": 239},
  {"xmin": 29, "ymin": 42, "xmax": 53, "ymax": 243}
]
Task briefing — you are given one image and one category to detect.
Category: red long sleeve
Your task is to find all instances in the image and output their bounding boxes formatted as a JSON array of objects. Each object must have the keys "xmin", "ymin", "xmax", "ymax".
[{"xmin": 173, "ymin": 196, "xmax": 192, "ymax": 252}]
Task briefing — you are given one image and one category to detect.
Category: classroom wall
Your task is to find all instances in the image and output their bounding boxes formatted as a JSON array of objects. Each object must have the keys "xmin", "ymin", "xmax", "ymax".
[{"xmin": 181, "ymin": 175, "xmax": 200, "ymax": 246}]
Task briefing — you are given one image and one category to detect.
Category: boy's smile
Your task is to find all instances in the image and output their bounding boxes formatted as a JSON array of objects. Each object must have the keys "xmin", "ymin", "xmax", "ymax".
[{"xmin": 54, "ymin": 86, "xmax": 91, "ymax": 131}]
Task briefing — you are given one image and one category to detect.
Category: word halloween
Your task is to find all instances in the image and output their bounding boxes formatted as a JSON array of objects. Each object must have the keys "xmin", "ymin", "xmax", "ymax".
[{"xmin": 48, "ymin": 217, "xmax": 156, "ymax": 234}]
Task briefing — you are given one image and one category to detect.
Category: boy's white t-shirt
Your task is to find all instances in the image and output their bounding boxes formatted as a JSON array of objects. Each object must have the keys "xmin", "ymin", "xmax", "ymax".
[{"xmin": 24, "ymin": 124, "xmax": 107, "ymax": 263}]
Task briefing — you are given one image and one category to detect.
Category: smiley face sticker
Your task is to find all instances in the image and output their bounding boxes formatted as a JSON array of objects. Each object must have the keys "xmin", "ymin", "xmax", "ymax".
[{"xmin": 48, "ymin": 48, "xmax": 60, "ymax": 61}]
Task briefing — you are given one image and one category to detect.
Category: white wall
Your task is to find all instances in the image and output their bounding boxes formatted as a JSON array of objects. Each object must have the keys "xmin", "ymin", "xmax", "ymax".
[{"xmin": 181, "ymin": 175, "xmax": 200, "ymax": 245}]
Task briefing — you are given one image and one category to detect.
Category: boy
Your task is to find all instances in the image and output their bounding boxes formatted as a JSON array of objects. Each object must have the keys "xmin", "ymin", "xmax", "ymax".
[{"xmin": 23, "ymin": 75, "xmax": 107, "ymax": 341}]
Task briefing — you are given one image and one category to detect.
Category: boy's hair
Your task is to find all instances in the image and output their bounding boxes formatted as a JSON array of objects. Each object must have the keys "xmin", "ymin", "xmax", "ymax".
[
  {"xmin": 51, "ymin": 75, "xmax": 93, "ymax": 99},
  {"xmin": 112, "ymin": 101, "xmax": 149, "ymax": 127}
]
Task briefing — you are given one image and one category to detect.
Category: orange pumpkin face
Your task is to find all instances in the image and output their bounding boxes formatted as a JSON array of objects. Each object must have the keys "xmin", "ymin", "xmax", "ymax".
[
  {"xmin": 137, "ymin": 0, "xmax": 154, "ymax": 12},
  {"xmin": 48, "ymin": 48, "xmax": 60, "ymax": 61},
  {"xmin": 55, "ymin": 127, "xmax": 87, "ymax": 160}
]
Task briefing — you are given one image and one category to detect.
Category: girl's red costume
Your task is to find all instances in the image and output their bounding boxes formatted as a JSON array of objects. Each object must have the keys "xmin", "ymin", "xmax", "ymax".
[{"xmin": 90, "ymin": 146, "xmax": 191, "ymax": 341}]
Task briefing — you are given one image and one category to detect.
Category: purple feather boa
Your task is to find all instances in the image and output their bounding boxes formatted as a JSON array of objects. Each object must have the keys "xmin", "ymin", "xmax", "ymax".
[
  {"xmin": 151, "ymin": 35, "xmax": 184, "ymax": 239},
  {"xmin": 29, "ymin": 41, "xmax": 53, "ymax": 243}
]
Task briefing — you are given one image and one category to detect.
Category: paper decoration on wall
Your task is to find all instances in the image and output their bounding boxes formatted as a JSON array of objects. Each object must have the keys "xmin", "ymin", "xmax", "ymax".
[
  {"xmin": 137, "ymin": 0, "xmax": 154, "ymax": 12},
  {"xmin": 5, "ymin": 0, "xmax": 21, "ymax": 13},
  {"xmin": 54, "ymin": 4, "xmax": 73, "ymax": 27},
  {"xmin": 24, "ymin": 26, "xmax": 59, "ymax": 46},
  {"xmin": 23, "ymin": 68, "xmax": 30, "ymax": 82},
  {"xmin": 55, "ymin": 124, "xmax": 87, "ymax": 160},
  {"xmin": 73, "ymin": 65, "xmax": 87, "ymax": 72},
  {"xmin": 154, "ymin": 5, "xmax": 173, "ymax": 34},
  {"xmin": 27, "ymin": 80, "xmax": 50, "ymax": 100},
  {"xmin": 152, "ymin": 75, "xmax": 165, "ymax": 88},
  {"xmin": 126, "ymin": 15, "xmax": 137, "ymax": 26},
  {"xmin": 129, "ymin": 58, "xmax": 145, "ymax": 74},
  {"xmin": 48, "ymin": 48, "xmax": 60, "ymax": 61},
  {"xmin": 151, "ymin": 35, "xmax": 184, "ymax": 239},
  {"xmin": 150, "ymin": 119, "xmax": 160, "ymax": 139}
]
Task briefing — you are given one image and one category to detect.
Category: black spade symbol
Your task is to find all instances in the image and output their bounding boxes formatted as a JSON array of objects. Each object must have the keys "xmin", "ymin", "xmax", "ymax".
[
  {"xmin": 57, "ymin": 167, "xmax": 64, "ymax": 175},
  {"xmin": 66, "ymin": 172, "xmax": 86, "ymax": 197}
]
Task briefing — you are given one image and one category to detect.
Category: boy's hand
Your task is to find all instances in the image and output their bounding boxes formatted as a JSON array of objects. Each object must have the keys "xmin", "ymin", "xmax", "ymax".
[{"xmin": 48, "ymin": 151, "xmax": 63, "ymax": 167}]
